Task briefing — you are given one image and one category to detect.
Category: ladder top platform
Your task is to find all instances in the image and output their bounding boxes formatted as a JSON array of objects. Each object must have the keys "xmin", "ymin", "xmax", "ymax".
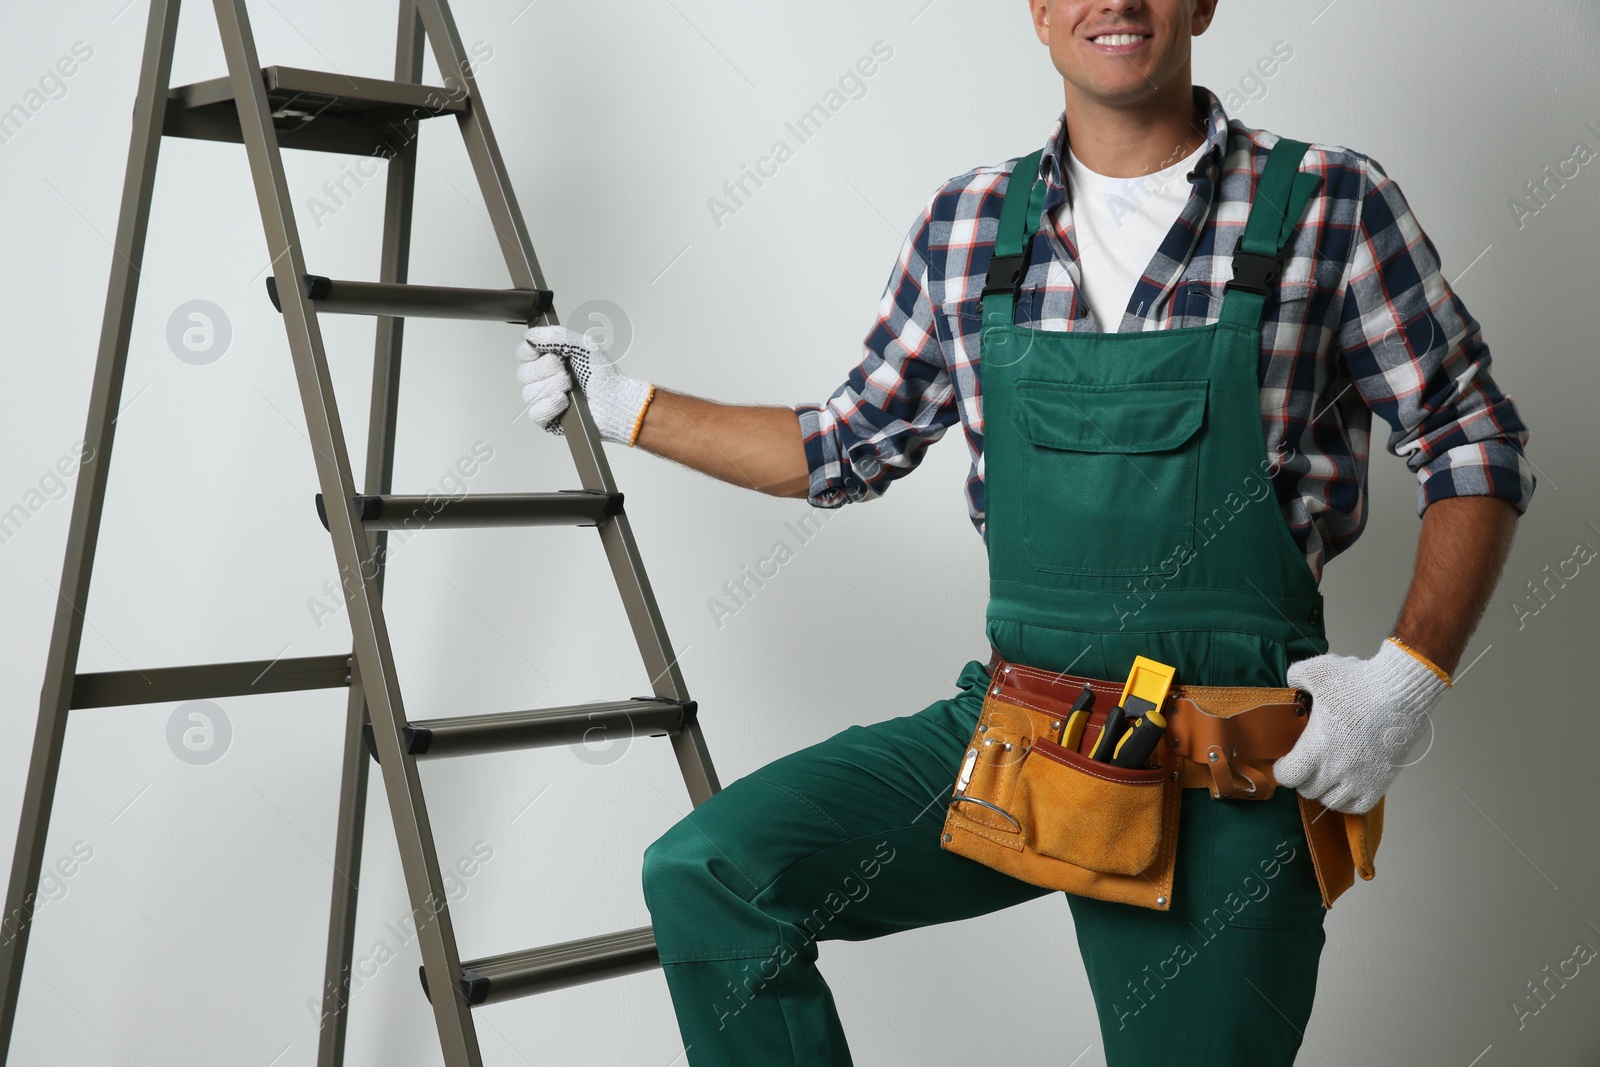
[{"xmin": 165, "ymin": 65, "xmax": 467, "ymax": 155}]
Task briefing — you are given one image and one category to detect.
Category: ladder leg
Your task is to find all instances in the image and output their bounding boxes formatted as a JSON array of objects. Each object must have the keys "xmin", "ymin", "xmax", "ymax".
[
  {"xmin": 315, "ymin": 6, "xmax": 425, "ymax": 1065},
  {"xmin": 208, "ymin": 1, "xmax": 480, "ymax": 1063},
  {"xmin": 411, "ymin": 0, "xmax": 722, "ymax": 806},
  {"xmin": 315, "ymin": 662, "xmax": 374, "ymax": 1065},
  {"xmin": 0, "ymin": 2, "xmax": 183, "ymax": 1061}
]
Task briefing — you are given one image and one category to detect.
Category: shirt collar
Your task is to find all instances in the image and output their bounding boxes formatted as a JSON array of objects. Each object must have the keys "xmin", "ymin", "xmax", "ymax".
[{"xmin": 1037, "ymin": 84, "xmax": 1230, "ymax": 193}]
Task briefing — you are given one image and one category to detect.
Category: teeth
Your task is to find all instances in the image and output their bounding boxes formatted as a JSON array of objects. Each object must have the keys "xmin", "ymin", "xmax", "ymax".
[{"xmin": 1092, "ymin": 33, "xmax": 1147, "ymax": 45}]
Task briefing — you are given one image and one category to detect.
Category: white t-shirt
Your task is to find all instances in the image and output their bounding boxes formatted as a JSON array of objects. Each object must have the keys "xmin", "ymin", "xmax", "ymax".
[{"xmin": 1061, "ymin": 138, "xmax": 1209, "ymax": 332}]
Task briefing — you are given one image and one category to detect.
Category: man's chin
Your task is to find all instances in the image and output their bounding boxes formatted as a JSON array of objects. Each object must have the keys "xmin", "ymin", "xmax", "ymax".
[{"xmin": 1062, "ymin": 71, "xmax": 1177, "ymax": 108}]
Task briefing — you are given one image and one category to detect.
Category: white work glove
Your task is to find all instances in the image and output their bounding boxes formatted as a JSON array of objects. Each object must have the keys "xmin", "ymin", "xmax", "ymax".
[
  {"xmin": 515, "ymin": 325, "xmax": 655, "ymax": 445},
  {"xmin": 1272, "ymin": 638, "xmax": 1451, "ymax": 814}
]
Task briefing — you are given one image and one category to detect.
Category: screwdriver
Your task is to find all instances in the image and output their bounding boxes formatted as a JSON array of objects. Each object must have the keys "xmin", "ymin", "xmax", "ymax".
[
  {"xmin": 1110, "ymin": 695, "xmax": 1167, "ymax": 769},
  {"xmin": 1089, "ymin": 704, "xmax": 1130, "ymax": 762}
]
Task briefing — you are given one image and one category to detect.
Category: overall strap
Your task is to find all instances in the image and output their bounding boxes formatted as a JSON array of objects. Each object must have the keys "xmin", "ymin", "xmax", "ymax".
[
  {"xmin": 1218, "ymin": 136, "xmax": 1321, "ymax": 330},
  {"xmin": 980, "ymin": 149, "xmax": 1046, "ymax": 322}
]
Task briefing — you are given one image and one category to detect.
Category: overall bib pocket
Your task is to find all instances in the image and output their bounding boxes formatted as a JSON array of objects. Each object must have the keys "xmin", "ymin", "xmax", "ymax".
[{"xmin": 1013, "ymin": 379, "xmax": 1208, "ymax": 576}]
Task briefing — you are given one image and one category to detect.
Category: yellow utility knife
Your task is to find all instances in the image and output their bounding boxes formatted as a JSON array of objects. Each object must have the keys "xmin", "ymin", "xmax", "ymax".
[{"xmin": 1097, "ymin": 656, "xmax": 1177, "ymax": 767}]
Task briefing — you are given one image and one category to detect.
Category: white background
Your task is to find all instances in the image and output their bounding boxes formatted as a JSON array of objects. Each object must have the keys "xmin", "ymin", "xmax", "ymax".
[{"xmin": 2, "ymin": 1, "xmax": 1597, "ymax": 1064}]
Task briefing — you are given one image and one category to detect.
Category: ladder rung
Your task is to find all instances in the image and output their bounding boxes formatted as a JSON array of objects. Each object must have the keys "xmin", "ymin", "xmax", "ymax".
[
  {"xmin": 421, "ymin": 927, "xmax": 661, "ymax": 1007},
  {"xmin": 70, "ymin": 654, "xmax": 350, "ymax": 709},
  {"xmin": 266, "ymin": 274, "xmax": 553, "ymax": 323},
  {"xmin": 165, "ymin": 65, "xmax": 466, "ymax": 155},
  {"xmin": 363, "ymin": 698, "xmax": 691, "ymax": 762},
  {"xmin": 315, "ymin": 490, "xmax": 622, "ymax": 531}
]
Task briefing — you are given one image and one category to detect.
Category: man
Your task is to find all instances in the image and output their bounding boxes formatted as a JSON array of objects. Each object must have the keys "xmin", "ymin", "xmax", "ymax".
[{"xmin": 515, "ymin": 1, "xmax": 1531, "ymax": 1062}]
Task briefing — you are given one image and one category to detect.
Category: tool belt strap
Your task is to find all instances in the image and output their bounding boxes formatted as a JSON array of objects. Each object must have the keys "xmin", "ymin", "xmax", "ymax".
[{"xmin": 985, "ymin": 648, "xmax": 1311, "ymax": 799}]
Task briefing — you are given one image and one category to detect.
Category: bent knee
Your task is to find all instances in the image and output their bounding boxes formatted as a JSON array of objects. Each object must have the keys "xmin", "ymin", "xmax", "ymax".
[
  {"xmin": 641, "ymin": 816, "xmax": 720, "ymax": 907},
  {"xmin": 641, "ymin": 807, "xmax": 771, "ymax": 913}
]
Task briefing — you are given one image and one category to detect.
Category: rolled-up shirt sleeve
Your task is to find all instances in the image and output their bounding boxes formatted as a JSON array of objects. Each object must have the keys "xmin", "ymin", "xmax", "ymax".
[
  {"xmin": 1337, "ymin": 153, "xmax": 1535, "ymax": 517},
  {"xmin": 793, "ymin": 194, "xmax": 957, "ymax": 508}
]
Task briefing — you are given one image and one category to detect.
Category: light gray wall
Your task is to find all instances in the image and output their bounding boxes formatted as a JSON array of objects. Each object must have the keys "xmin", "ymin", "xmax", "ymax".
[{"xmin": 2, "ymin": 1, "xmax": 1596, "ymax": 1064}]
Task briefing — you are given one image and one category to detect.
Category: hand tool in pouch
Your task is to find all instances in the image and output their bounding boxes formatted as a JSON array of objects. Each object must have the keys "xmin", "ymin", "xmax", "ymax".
[
  {"xmin": 1096, "ymin": 656, "xmax": 1177, "ymax": 767},
  {"xmin": 1088, "ymin": 704, "xmax": 1130, "ymax": 762},
  {"xmin": 1111, "ymin": 700, "xmax": 1168, "ymax": 768},
  {"xmin": 1057, "ymin": 685, "xmax": 1094, "ymax": 749}
]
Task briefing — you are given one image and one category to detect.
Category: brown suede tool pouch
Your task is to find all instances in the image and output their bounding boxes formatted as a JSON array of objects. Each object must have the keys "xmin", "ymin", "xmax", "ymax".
[
  {"xmin": 1296, "ymin": 793, "xmax": 1384, "ymax": 907},
  {"xmin": 941, "ymin": 656, "xmax": 1383, "ymax": 911},
  {"xmin": 941, "ymin": 673, "xmax": 1183, "ymax": 911}
]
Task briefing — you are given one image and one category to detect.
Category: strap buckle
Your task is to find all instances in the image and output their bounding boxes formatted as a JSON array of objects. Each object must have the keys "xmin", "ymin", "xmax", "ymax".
[
  {"xmin": 982, "ymin": 250, "xmax": 1028, "ymax": 299},
  {"xmin": 1224, "ymin": 250, "xmax": 1281, "ymax": 296}
]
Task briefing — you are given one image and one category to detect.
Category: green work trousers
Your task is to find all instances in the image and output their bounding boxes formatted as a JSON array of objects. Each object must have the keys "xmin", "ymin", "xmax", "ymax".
[{"xmin": 641, "ymin": 657, "xmax": 1327, "ymax": 1066}]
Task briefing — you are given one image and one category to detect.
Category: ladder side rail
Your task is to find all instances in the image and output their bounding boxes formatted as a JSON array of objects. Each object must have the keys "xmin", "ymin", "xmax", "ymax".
[
  {"xmin": 316, "ymin": 2, "xmax": 427, "ymax": 1061},
  {"xmin": 206, "ymin": 1, "xmax": 481, "ymax": 1063},
  {"xmin": 0, "ymin": 1, "xmax": 185, "ymax": 1058},
  {"xmin": 410, "ymin": 1, "xmax": 716, "ymax": 790},
  {"xmin": 409, "ymin": 0, "xmax": 547, "ymax": 294},
  {"xmin": 667, "ymin": 715, "xmax": 721, "ymax": 807}
]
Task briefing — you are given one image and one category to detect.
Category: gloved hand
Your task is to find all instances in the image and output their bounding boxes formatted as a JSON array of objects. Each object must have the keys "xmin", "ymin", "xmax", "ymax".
[
  {"xmin": 515, "ymin": 325, "xmax": 655, "ymax": 445},
  {"xmin": 1272, "ymin": 638, "xmax": 1451, "ymax": 814}
]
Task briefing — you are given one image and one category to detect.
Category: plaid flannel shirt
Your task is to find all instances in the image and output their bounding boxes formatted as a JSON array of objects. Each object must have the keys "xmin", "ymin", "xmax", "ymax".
[{"xmin": 793, "ymin": 86, "xmax": 1533, "ymax": 581}]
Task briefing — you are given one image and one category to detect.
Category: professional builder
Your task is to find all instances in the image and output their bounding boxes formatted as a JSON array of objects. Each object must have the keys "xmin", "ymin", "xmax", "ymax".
[{"xmin": 514, "ymin": 1, "xmax": 1532, "ymax": 1062}]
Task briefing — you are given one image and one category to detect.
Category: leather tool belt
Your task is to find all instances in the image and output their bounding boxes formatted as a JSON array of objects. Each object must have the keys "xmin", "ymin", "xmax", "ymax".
[{"xmin": 937, "ymin": 650, "xmax": 1384, "ymax": 911}]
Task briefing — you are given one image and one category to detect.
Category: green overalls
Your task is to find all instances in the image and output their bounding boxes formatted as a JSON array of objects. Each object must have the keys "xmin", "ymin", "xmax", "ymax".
[{"xmin": 642, "ymin": 135, "xmax": 1330, "ymax": 1065}]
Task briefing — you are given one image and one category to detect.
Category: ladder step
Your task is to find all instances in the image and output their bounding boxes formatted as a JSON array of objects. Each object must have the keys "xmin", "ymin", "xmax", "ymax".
[
  {"xmin": 165, "ymin": 65, "xmax": 467, "ymax": 156},
  {"xmin": 362, "ymin": 697, "xmax": 692, "ymax": 762},
  {"xmin": 421, "ymin": 927, "xmax": 661, "ymax": 1007},
  {"xmin": 266, "ymin": 274, "xmax": 553, "ymax": 323},
  {"xmin": 314, "ymin": 490, "xmax": 622, "ymax": 531},
  {"xmin": 70, "ymin": 655, "xmax": 350, "ymax": 710}
]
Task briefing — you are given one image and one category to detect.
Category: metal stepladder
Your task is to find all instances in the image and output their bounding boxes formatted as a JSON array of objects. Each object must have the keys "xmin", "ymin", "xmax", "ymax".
[{"xmin": 0, "ymin": 0, "xmax": 721, "ymax": 1063}]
